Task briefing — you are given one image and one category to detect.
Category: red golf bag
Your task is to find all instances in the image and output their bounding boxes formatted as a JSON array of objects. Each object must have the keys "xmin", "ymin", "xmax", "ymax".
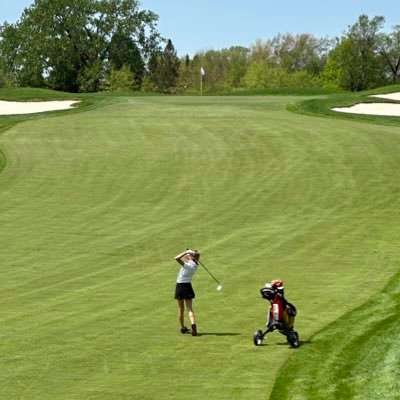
[{"xmin": 253, "ymin": 279, "xmax": 299, "ymax": 348}]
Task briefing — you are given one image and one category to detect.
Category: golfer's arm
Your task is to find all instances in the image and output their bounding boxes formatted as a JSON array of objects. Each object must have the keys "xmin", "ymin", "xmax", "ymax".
[{"xmin": 175, "ymin": 251, "xmax": 188, "ymax": 265}]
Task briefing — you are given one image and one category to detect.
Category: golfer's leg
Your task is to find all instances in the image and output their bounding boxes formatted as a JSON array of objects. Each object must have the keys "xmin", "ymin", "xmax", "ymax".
[
  {"xmin": 177, "ymin": 300, "xmax": 185, "ymax": 328},
  {"xmin": 185, "ymin": 299, "xmax": 196, "ymax": 325}
]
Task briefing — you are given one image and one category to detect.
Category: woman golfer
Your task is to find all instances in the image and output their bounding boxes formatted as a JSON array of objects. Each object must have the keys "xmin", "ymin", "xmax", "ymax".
[{"xmin": 174, "ymin": 249, "xmax": 200, "ymax": 336}]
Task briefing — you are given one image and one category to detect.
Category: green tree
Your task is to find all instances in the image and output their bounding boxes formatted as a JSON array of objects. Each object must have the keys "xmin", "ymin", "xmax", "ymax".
[
  {"xmin": 377, "ymin": 25, "xmax": 400, "ymax": 84},
  {"xmin": 0, "ymin": 20, "xmax": 46, "ymax": 88},
  {"xmin": 348, "ymin": 14, "xmax": 385, "ymax": 90},
  {"xmin": 223, "ymin": 46, "xmax": 249, "ymax": 88},
  {"xmin": 107, "ymin": 64, "xmax": 136, "ymax": 91},
  {"xmin": 109, "ymin": 31, "xmax": 145, "ymax": 88},
  {"xmin": 155, "ymin": 39, "xmax": 180, "ymax": 93},
  {"xmin": 177, "ymin": 48, "xmax": 248, "ymax": 93},
  {"xmin": 288, "ymin": 70, "xmax": 321, "ymax": 87},
  {"xmin": 245, "ymin": 34, "xmax": 330, "ymax": 89},
  {"xmin": 191, "ymin": 50, "xmax": 230, "ymax": 91},
  {"xmin": 242, "ymin": 62, "xmax": 287, "ymax": 88},
  {"xmin": 327, "ymin": 15, "xmax": 385, "ymax": 91},
  {"xmin": 320, "ymin": 55, "xmax": 342, "ymax": 88},
  {"xmin": 177, "ymin": 55, "xmax": 193, "ymax": 92},
  {"xmin": 140, "ymin": 74, "xmax": 157, "ymax": 92},
  {"xmin": 0, "ymin": 0, "xmax": 161, "ymax": 92},
  {"xmin": 268, "ymin": 33, "xmax": 331, "ymax": 75},
  {"xmin": 249, "ymin": 39, "xmax": 273, "ymax": 63},
  {"xmin": 146, "ymin": 51, "xmax": 161, "ymax": 91}
]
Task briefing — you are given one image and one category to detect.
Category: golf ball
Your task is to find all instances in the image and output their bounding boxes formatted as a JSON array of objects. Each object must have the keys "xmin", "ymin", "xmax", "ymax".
[{"xmin": 217, "ymin": 285, "xmax": 222, "ymax": 291}]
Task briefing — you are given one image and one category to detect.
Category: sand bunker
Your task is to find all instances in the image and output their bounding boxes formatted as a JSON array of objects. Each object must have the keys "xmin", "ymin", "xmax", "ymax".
[
  {"xmin": 0, "ymin": 100, "xmax": 79, "ymax": 115},
  {"xmin": 369, "ymin": 93, "xmax": 400, "ymax": 101},
  {"xmin": 332, "ymin": 92, "xmax": 400, "ymax": 116}
]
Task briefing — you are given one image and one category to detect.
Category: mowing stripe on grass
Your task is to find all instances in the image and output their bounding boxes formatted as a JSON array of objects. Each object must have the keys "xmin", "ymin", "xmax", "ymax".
[
  {"xmin": 1, "ymin": 95, "xmax": 400, "ymax": 399},
  {"xmin": 270, "ymin": 270, "xmax": 400, "ymax": 400}
]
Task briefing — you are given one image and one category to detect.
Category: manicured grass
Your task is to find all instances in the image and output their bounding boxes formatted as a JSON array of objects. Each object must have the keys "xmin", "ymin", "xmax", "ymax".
[
  {"xmin": 0, "ymin": 147, "xmax": 5, "ymax": 173},
  {"xmin": 288, "ymin": 84, "xmax": 400, "ymax": 126},
  {"xmin": 0, "ymin": 91, "xmax": 400, "ymax": 399},
  {"xmin": 271, "ymin": 270, "xmax": 400, "ymax": 400},
  {"xmin": 0, "ymin": 87, "xmax": 79, "ymax": 101},
  {"xmin": 0, "ymin": 87, "xmax": 103, "ymax": 173}
]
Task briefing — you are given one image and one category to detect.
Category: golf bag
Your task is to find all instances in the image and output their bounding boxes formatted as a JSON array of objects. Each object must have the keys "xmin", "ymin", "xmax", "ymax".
[{"xmin": 253, "ymin": 279, "xmax": 299, "ymax": 348}]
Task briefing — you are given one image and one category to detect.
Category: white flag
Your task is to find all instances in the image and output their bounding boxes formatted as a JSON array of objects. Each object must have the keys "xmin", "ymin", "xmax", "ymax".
[{"xmin": 200, "ymin": 67, "xmax": 205, "ymax": 76}]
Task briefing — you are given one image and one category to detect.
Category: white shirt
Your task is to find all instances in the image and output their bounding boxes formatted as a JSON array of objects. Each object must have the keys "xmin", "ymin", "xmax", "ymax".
[{"xmin": 176, "ymin": 260, "xmax": 198, "ymax": 283}]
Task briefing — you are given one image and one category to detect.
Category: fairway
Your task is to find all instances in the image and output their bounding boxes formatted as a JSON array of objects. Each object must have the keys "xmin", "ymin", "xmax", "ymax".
[{"xmin": 1, "ymin": 95, "xmax": 400, "ymax": 399}]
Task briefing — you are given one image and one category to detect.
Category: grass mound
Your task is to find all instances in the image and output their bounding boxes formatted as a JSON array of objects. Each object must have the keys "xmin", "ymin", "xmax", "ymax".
[
  {"xmin": 271, "ymin": 270, "xmax": 400, "ymax": 400},
  {"xmin": 287, "ymin": 84, "xmax": 400, "ymax": 126},
  {"xmin": 0, "ymin": 87, "xmax": 79, "ymax": 101}
]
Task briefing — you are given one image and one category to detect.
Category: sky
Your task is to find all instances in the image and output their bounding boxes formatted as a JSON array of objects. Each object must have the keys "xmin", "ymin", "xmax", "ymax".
[{"xmin": 2, "ymin": 0, "xmax": 399, "ymax": 57}]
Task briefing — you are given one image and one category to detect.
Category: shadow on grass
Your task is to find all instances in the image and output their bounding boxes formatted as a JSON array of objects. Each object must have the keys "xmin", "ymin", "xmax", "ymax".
[
  {"xmin": 198, "ymin": 332, "xmax": 242, "ymax": 337},
  {"xmin": 275, "ymin": 340, "xmax": 312, "ymax": 348}
]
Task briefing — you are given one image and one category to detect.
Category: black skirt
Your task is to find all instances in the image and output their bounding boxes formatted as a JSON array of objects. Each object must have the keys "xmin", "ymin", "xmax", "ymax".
[{"xmin": 175, "ymin": 282, "xmax": 195, "ymax": 300}]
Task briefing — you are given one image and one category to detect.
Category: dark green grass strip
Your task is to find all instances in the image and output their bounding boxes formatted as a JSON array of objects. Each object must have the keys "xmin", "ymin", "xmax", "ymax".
[
  {"xmin": 270, "ymin": 270, "xmax": 400, "ymax": 400},
  {"xmin": 0, "ymin": 147, "xmax": 5, "ymax": 173},
  {"xmin": 0, "ymin": 87, "xmax": 79, "ymax": 101},
  {"xmin": 287, "ymin": 84, "xmax": 400, "ymax": 127}
]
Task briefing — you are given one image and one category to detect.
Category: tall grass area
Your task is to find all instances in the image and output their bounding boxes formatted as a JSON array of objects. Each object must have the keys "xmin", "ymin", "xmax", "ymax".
[{"xmin": 1, "ymin": 90, "xmax": 400, "ymax": 399}]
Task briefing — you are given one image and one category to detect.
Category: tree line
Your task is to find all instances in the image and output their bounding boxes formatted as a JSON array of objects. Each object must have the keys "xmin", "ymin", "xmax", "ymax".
[{"xmin": 0, "ymin": 1, "xmax": 399, "ymax": 94}]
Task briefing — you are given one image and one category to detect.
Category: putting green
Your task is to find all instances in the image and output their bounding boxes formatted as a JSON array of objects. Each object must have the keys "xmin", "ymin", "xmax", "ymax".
[{"xmin": 0, "ymin": 95, "xmax": 399, "ymax": 399}]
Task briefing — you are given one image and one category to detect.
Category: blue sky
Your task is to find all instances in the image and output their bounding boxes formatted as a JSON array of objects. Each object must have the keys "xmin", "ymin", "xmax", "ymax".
[{"xmin": 2, "ymin": 0, "xmax": 399, "ymax": 57}]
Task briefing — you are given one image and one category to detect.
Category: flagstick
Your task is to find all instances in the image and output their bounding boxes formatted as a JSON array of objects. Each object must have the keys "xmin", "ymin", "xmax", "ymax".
[{"xmin": 200, "ymin": 67, "xmax": 205, "ymax": 96}]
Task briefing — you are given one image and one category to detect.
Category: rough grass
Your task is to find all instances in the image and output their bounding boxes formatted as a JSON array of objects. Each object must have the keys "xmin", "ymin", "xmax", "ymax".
[
  {"xmin": 0, "ymin": 87, "xmax": 79, "ymax": 101},
  {"xmin": 287, "ymin": 84, "xmax": 400, "ymax": 126},
  {"xmin": 271, "ymin": 270, "xmax": 400, "ymax": 400},
  {"xmin": 0, "ymin": 90, "xmax": 400, "ymax": 399}
]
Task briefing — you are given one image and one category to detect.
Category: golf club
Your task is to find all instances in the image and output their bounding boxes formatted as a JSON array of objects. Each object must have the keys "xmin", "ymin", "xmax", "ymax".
[{"xmin": 198, "ymin": 260, "xmax": 222, "ymax": 291}]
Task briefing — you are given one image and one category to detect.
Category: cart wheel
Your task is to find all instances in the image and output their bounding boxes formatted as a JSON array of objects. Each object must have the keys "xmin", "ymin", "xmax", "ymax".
[
  {"xmin": 288, "ymin": 331, "xmax": 299, "ymax": 348},
  {"xmin": 253, "ymin": 330, "xmax": 263, "ymax": 346}
]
